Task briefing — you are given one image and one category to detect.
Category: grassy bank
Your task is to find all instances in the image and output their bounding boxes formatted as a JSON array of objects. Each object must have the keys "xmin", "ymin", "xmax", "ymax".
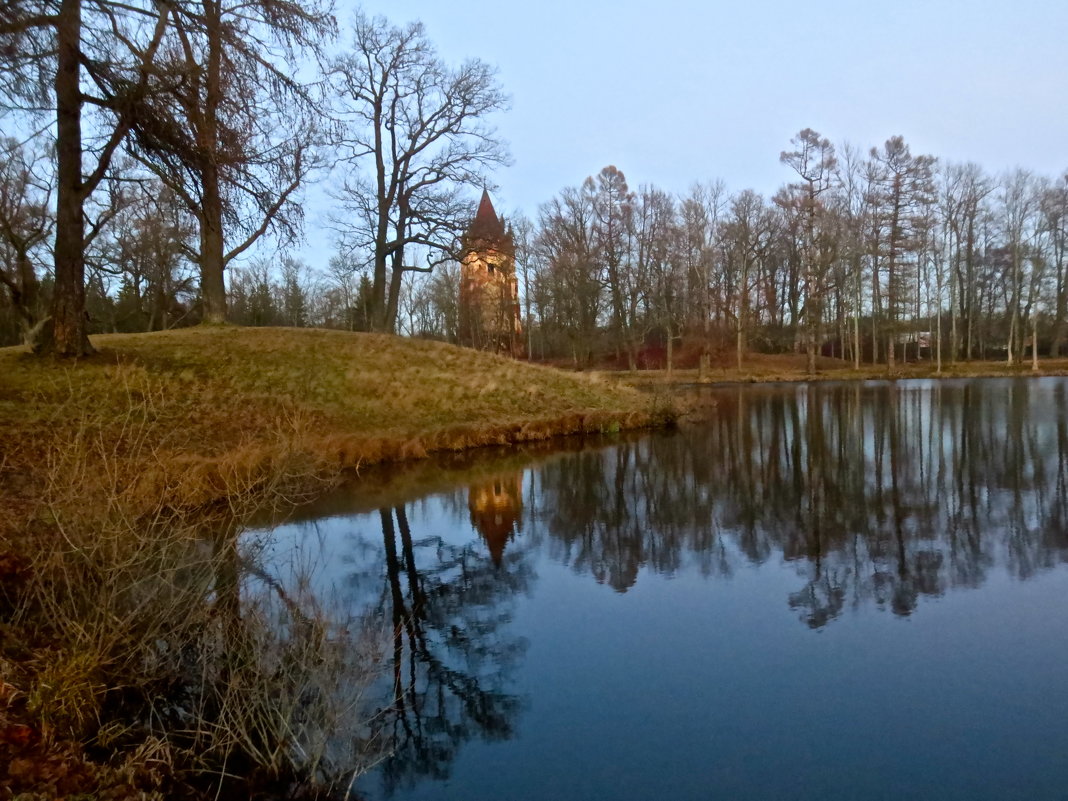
[
  {"xmin": 0, "ymin": 326, "xmax": 666, "ymax": 799},
  {"xmin": 615, "ymin": 351, "xmax": 1068, "ymax": 387},
  {"xmin": 0, "ymin": 326, "xmax": 664, "ymax": 534}
]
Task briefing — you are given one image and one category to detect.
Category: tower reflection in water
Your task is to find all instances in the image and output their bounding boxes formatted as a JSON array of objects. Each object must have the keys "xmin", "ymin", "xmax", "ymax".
[
  {"xmin": 371, "ymin": 490, "xmax": 529, "ymax": 795},
  {"xmin": 467, "ymin": 473, "xmax": 524, "ymax": 566}
]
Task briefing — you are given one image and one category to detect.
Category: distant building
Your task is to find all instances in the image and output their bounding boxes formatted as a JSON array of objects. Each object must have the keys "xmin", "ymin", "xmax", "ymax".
[{"xmin": 458, "ymin": 191, "xmax": 523, "ymax": 357}]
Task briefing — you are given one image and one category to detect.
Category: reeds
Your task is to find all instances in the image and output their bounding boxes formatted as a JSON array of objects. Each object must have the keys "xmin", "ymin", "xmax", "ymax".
[{"xmin": 2, "ymin": 373, "xmax": 384, "ymax": 797}]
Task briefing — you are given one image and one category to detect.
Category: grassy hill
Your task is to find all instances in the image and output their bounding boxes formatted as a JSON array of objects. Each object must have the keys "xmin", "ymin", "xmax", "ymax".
[{"xmin": 0, "ymin": 326, "xmax": 663, "ymax": 532}]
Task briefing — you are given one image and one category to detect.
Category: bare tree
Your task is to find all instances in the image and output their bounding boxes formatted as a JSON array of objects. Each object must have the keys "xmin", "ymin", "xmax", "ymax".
[
  {"xmin": 1041, "ymin": 173, "xmax": 1068, "ymax": 355},
  {"xmin": 638, "ymin": 186, "xmax": 682, "ymax": 372},
  {"xmin": 510, "ymin": 211, "xmax": 537, "ymax": 358},
  {"xmin": 835, "ymin": 141, "xmax": 873, "ymax": 367},
  {"xmin": 938, "ymin": 162, "xmax": 991, "ymax": 361},
  {"xmin": 781, "ymin": 128, "xmax": 837, "ymax": 374},
  {"xmin": 1, "ymin": 0, "xmax": 171, "ymax": 355},
  {"xmin": 997, "ymin": 169, "xmax": 1041, "ymax": 364},
  {"xmin": 0, "ymin": 137, "xmax": 52, "ymax": 344},
  {"xmin": 722, "ymin": 189, "xmax": 775, "ymax": 369},
  {"xmin": 591, "ymin": 165, "xmax": 636, "ymax": 364},
  {"xmin": 127, "ymin": 0, "xmax": 332, "ymax": 324},
  {"xmin": 98, "ymin": 179, "xmax": 196, "ymax": 332},
  {"xmin": 678, "ymin": 181, "xmax": 726, "ymax": 375},
  {"xmin": 869, "ymin": 136, "xmax": 936, "ymax": 369},
  {"xmin": 535, "ymin": 181, "xmax": 603, "ymax": 365},
  {"xmin": 330, "ymin": 12, "xmax": 509, "ymax": 333}
]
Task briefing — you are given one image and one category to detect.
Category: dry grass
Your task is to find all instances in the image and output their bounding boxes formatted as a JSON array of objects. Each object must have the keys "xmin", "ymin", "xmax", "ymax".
[
  {"xmin": 0, "ymin": 326, "xmax": 661, "ymax": 537},
  {"xmin": 0, "ymin": 387, "xmax": 386, "ymax": 798}
]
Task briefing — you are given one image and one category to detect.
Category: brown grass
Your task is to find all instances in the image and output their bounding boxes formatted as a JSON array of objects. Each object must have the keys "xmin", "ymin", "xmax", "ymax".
[{"xmin": 0, "ymin": 326, "xmax": 663, "ymax": 538}]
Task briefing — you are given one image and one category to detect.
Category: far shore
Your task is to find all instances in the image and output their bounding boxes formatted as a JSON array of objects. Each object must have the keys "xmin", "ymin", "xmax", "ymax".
[{"xmin": 609, "ymin": 354, "xmax": 1068, "ymax": 389}]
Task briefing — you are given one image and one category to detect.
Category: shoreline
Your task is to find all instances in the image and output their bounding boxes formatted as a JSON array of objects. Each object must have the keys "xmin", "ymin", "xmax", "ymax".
[
  {"xmin": 0, "ymin": 327, "xmax": 669, "ymax": 537},
  {"xmin": 613, "ymin": 360, "xmax": 1068, "ymax": 389}
]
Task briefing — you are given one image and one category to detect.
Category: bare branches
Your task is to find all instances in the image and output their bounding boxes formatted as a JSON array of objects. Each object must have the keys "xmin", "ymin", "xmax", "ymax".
[
  {"xmin": 119, "ymin": 0, "xmax": 332, "ymax": 322},
  {"xmin": 329, "ymin": 12, "xmax": 509, "ymax": 333}
]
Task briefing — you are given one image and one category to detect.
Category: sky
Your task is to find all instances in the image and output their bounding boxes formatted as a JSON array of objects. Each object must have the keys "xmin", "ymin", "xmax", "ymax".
[{"xmin": 307, "ymin": 0, "xmax": 1068, "ymax": 261}]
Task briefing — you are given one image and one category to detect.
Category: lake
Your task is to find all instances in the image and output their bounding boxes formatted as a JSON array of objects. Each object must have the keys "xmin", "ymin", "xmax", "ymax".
[{"xmin": 252, "ymin": 377, "xmax": 1068, "ymax": 800}]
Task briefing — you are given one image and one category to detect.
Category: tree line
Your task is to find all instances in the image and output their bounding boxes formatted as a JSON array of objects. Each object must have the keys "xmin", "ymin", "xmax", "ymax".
[
  {"xmin": 2, "ymin": 5, "xmax": 1065, "ymax": 370},
  {"xmin": 516, "ymin": 134, "xmax": 1068, "ymax": 371},
  {"xmin": 379, "ymin": 136, "xmax": 1067, "ymax": 372}
]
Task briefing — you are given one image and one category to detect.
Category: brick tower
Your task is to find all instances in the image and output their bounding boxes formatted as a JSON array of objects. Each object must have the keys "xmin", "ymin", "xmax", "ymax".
[{"xmin": 458, "ymin": 190, "xmax": 522, "ymax": 357}]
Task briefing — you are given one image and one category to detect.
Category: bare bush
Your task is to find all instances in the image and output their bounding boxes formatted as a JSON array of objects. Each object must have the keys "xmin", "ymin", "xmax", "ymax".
[{"xmin": 8, "ymin": 375, "xmax": 387, "ymax": 795}]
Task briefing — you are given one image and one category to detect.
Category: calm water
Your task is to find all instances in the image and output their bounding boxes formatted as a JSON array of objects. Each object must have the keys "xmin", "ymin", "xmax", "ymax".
[{"xmin": 255, "ymin": 377, "xmax": 1068, "ymax": 800}]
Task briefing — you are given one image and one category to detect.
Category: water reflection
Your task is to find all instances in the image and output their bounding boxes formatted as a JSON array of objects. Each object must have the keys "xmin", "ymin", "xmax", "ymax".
[
  {"xmin": 531, "ymin": 378, "xmax": 1068, "ymax": 625},
  {"xmin": 467, "ymin": 474, "xmax": 524, "ymax": 566},
  {"xmin": 371, "ymin": 503, "xmax": 528, "ymax": 794},
  {"xmin": 257, "ymin": 378, "xmax": 1068, "ymax": 798}
]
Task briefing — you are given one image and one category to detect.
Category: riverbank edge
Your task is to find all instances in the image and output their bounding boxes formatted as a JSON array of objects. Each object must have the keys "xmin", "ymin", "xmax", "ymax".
[{"xmin": 613, "ymin": 359, "xmax": 1068, "ymax": 389}]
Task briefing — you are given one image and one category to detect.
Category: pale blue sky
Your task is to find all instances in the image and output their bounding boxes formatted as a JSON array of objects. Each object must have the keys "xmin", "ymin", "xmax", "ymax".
[{"xmin": 313, "ymin": 0, "xmax": 1067, "ymax": 253}]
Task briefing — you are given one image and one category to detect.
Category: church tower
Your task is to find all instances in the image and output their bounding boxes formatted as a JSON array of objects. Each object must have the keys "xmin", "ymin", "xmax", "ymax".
[{"xmin": 458, "ymin": 190, "xmax": 523, "ymax": 357}]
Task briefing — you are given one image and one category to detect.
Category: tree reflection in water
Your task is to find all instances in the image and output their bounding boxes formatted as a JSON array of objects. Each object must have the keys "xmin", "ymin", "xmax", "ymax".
[
  {"xmin": 531, "ymin": 378, "xmax": 1068, "ymax": 627},
  {"xmin": 371, "ymin": 502, "xmax": 529, "ymax": 795},
  {"xmin": 269, "ymin": 378, "xmax": 1068, "ymax": 794}
]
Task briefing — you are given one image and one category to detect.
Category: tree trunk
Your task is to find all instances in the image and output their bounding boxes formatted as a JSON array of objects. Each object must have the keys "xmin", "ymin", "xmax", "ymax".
[
  {"xmin": 384, "ymin": 248, "xmax": 404, "ymax": 333},
  {"xmin": 853, "ymin": 255, "xmax": 861, "ymax": 368},
  {"xmin": 935, "ymin": 272, "xmax": 943, "ymax": 375},
  {"xmin": 5, "ymin": 251, "xmax": 44, "ymax": 346},
  {"xmin": 41, "ymin": 0, "xmax": 94, "ymax": 357},
  {"xmin": 871, "ymin": 244, "xmax": 881, "ymax": 364},
  {"xmin": 949, "ymin": 244, "xmax": 959, "ymax": 365},
  {"xmin": 198, "ymin": 0, "xmax": 227, "ymax": 324},
  {"xmin": 964, "ymin": 217, "xmax": 976, "ymax": 360},
  {"xmin": 665, "ymin": 326, "xmax": 673, "ymax": 377},
  {"xmin": 1032, "ymin": 316, "xmax": 1039, "ymax": 372},
  {"xmin": 1052, "ymin": 232, "xmax": 1067, "ymax": 356},
  {"xmin": 1008, "ymin": 248, "xmax": 1021, "ymax": 365},
  {"xmin": 1052, "ymin": 286, "xmax": 1067, "ymax": 357},
  {"xmin": 886, "ymin": 198, "xmax": 899, "ymax": 372},
  {"xmin": 199, "ymin": 189, "xmax": 227, "ymax": 323}
]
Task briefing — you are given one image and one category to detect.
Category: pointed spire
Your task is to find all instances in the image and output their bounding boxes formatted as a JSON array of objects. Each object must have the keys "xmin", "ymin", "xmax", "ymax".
[
  {"xmin": 475, "ymin": 188, "xmax": 498, "ymax": 226},
  {"xmin": 465, "ymin": 189, "xmax": 507, "ymax": 244}
]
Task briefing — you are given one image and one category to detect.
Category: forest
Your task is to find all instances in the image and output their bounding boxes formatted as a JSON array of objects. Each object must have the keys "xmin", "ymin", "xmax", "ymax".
[{"xmin": 2, "ymin": 2, "xmax": 1066, "ymax": 372}]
